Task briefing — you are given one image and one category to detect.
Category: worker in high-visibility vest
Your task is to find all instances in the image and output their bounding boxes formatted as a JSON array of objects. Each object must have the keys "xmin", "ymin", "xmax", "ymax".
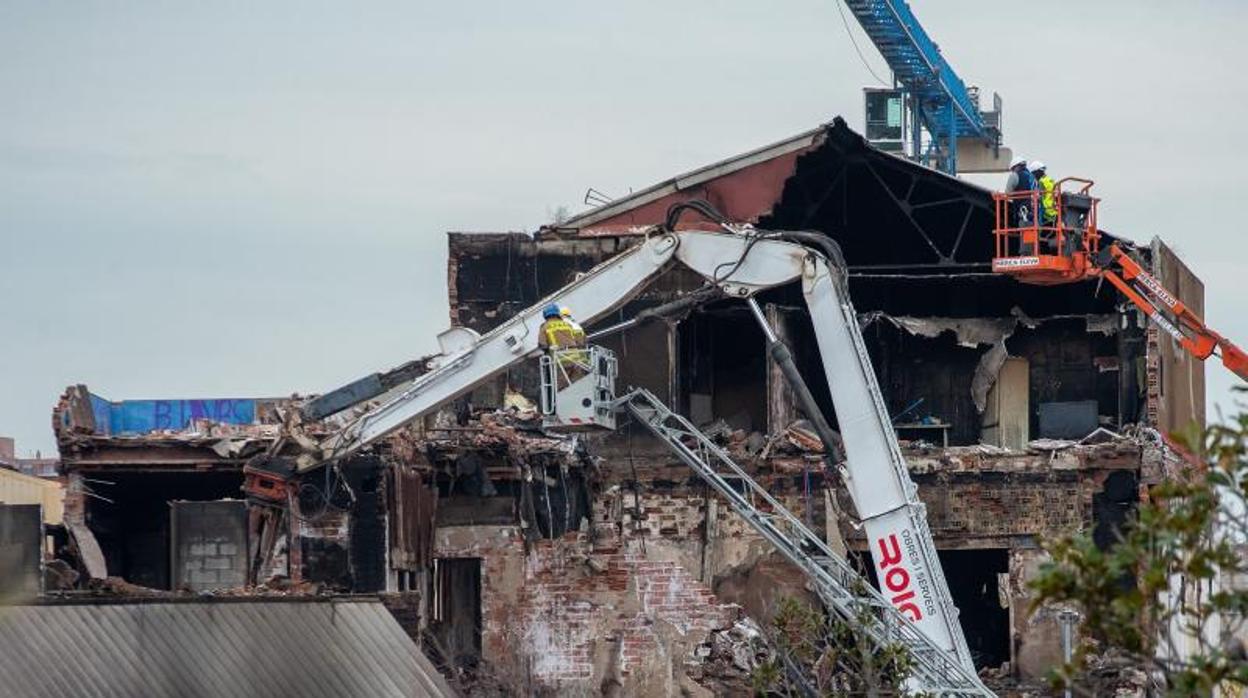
[
  {"xmin": 559, "ymin": 305, "xmax": 584, "ymax": 334},
  {"xmin": 1029, "ymin": 161, "xmax": 1057, "ymax": 227},
  {"xmin": 538, "ymin": 303, "xmax": 588, "ymax": 388}
]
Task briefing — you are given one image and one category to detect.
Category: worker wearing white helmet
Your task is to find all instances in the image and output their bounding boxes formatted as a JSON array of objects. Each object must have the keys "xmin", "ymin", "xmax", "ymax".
[
  {"xmin": 1028, "ymin": 161, "xmax": 1057, "ymax": 226},
  {"xmin": 1005, "ymin": 156, "xmax": 1035, "ymax": 192},
  {"xmin": 1004, "ymin": 156, "xmax": 1037, "ymax": 227}
]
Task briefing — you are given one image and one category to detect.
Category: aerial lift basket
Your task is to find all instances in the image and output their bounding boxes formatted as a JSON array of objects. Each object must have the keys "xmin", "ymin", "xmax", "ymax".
[
  {"xmin": 992, "ymin": 177, "xmax": 1101, "ymax": 284},
  {"xmin": 539, "ymin": 345, "xmax": 618, "ymax": 430}
]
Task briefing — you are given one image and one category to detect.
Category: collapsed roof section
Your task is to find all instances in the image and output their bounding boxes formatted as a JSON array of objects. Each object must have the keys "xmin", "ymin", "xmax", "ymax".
[
  {"xmin": 53, "ymin": 385, "xmax": 294, "ymax": 470},
  {"xmin": 549, "ymin": 115, "xmax": 1091, "ymax": 269},
  {"xmin": 447, "ymin": 116, "xmax": 1203, "ymax": 448}
]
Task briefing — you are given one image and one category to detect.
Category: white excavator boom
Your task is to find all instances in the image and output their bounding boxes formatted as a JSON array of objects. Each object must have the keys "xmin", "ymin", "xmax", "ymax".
[{"xmin": 299, "ymin": 228, "xmax": 985, "ymax": 692}]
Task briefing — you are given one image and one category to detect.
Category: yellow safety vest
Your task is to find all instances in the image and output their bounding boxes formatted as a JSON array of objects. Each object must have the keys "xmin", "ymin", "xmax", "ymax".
[
  {"xmin": 541, "ymin": 319, "xmax": 588, "ymax": 365},
  {"xmin": 1038, "ymin": 175, "xmax": 1057, "ymax": 222}
]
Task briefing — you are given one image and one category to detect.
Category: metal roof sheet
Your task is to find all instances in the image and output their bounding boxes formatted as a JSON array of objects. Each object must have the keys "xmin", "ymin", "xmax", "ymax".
[{"xmin": 0, "ymin": 599, "xmax": 456, "ymax": 698}]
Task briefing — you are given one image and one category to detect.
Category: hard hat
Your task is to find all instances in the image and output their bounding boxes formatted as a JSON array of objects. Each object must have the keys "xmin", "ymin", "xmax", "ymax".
[
  {"xmin": 542, "ymin": 303, "xmax": 561, "ymax": 319},
  {"xmin": 1009, "ymin": 156, "xmax": 1026, "ymax": 169},
  {"xmin": 559, "ymin": 306, "xmax": 572, "ymax": 318},
  {"xmin": 1029, "ymin": 160, "xmax": 1046, "ymax": 173}
]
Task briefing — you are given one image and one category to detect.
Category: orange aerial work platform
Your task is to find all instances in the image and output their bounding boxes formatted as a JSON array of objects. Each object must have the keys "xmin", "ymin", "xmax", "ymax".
[
  {"xmin": 991, "ymin": 177, "xmax": 1100, "ymax": 285},
  {"xmin": 992, "ymin": 179, "xmax": 1248, "ymax": 382}
]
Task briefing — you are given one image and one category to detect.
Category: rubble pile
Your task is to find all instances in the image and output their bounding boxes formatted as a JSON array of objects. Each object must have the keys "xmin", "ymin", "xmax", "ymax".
[{"xmin": 685, "ymin": 617, "xmax": 770, "ymax": 694}]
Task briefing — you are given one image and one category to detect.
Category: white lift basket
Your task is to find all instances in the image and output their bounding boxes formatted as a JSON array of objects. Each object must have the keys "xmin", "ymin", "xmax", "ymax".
[{"xmin": 539, "ymin": 345, "xmax": 618, "ymax": 430}]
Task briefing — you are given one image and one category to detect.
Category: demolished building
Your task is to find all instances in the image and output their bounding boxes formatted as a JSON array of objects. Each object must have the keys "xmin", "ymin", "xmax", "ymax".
[{"xmin": 43, "ymin": 117, "xmax": 1205, "ymax": 695}]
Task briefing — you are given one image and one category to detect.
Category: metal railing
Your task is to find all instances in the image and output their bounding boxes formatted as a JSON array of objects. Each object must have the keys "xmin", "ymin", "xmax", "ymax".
[{"xmin": 993, "ymin": 177, "xmax": 1100, "ymax": 261}]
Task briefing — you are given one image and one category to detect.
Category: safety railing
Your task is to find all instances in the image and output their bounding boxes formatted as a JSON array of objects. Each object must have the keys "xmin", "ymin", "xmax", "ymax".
[
  {"xmin": 538, "ymin": 346, "xmax": 615, "ymax": 417},
  {"xmin": 993, "ymin": 177, "xmax": 1100, "ymax": 261}
]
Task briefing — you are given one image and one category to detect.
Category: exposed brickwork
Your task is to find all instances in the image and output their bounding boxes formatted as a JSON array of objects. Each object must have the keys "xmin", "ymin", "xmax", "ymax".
[
  {"xmin": 519, "ymin": 537, "xmax": 738, "ymax": 681},
  {"xmin": 919, "ymin": 479, "xmax": 1085, "ymax": 539},
  {"xmin": 625, "ymin": 492, "xmax": 706, "ymax": 539},
  {"xmin": 63, "ymin": 472, "xmax": 86, "ymax": 526},
  {"xmin": 435, "ymin": 523, "xmax": 738, "ymax": 691},
  {"xmin": 430, "ymin": 453, "xmax": 1149, "ymax": 690}
]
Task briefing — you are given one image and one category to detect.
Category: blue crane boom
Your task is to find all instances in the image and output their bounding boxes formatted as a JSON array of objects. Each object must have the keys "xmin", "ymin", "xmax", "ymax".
[{"xmin": 844, "ymin": 0, "xmax": 997, "ymax": 173}]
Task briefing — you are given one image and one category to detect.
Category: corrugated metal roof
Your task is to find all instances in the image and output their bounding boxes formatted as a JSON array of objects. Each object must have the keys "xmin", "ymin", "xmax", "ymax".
[{"xmin": 0, "ymin": 599, "xmax": 457, "ymax": 698}]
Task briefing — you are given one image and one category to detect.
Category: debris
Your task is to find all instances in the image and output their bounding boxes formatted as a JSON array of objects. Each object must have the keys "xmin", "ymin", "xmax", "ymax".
[
  {"xmin": 700, "ymin": 419, "xmax": 733, "ymax": 441},
  {"xmin": 66, "ymin": 521, "xmax": 107, "ymax": 580},
  {"xmin": 503, "ymin": 388, "xmax": 537, "ymax": 418},
  {"xmin": 1079, "ymin": 427, "xmax": 1122, "ymax": 445},
  {"xmin": 1028, "ymin": 438, "xmax": 1077, "ymax": 452},
  {"xmin": 784, "ymin": 420, "xmax": 825, "ymax": 454},
  {"xmin": 42, "ymin": 559, "xmax": 79, "ymax": 591},
  {"xmin": 687, "ymin": 617, "xmax": 771, "ymax": 694},
  {"xmin": 745, "ymin": 431, "xmax": 767, "ymax": 455},
  {"xmin": 971, "ymin": 340, "xmax": 1009, "ymax": 413},
  {"xmin": 967, "ymin": 443, "xmax": 1014, "ymax": 455}
]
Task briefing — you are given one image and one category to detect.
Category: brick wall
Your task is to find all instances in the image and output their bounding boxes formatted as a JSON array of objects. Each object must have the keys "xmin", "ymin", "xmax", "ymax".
[
  {"xmin": 516, "ymin": 534, "xmax": 739, "ymax": 682},
  {"xmin": 431, "ymin": 464, "xmax": 1130, "ymax": 690},
  {"xmin": 918, "ymin": 477, "xmax": 1086, "ymax": 539},
  {"xmin": 434, "ymin": 522, "xmax": 739, "ymax": 693}
]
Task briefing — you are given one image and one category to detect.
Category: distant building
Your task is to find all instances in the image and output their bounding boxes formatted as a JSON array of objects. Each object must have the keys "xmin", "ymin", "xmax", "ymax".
[{"xmin": 0, "ymin": 436, "xmax": 59, "ymax": 479}]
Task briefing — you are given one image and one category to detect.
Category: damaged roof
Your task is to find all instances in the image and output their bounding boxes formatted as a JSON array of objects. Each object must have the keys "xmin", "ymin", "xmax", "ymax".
[
  {"xmin": 544, "ymin": 116, "xmax": 1126, "ymax": 271},
  {"xmin": 557, "ymin": 124, "xmax": 833, "ymax": 231},
  {"xmin": 53, "ymin": 385, "xmax": 309, "ymax": 469},
  {"xmin": 55, "ymin": 384, "xmax": 288, "ymax": 440},
  {"xmin": 0, "ymin": 599, "xmax": 456, "ymax": 698}
]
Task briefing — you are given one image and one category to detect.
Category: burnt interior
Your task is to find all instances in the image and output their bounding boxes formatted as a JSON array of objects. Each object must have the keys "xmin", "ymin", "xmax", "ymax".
[
  {"xmin": 448, "ymin": 120, "xmax": 1146, "ymax": 450},
  {"xmin": 343, "ymin": 456, "xmax": 387, "ymax": 592},
  {"xmin": 427, "ymin": 449, "xmax": 592, "ymax": 539},
  {"xmin": 677, "ymin": 304, "xmax": 768, "ymax": 432},
  {"xmin": 86, "ymin": 470, "xmax": 243, "ymax": 590},
  {"xmin": 939, "ymin": 549, "xmax": 1010, "ymax": 669},
  {"xmin": 854, "ymin": 547, "xmax": 1010, "ymax": 669},
  {"xmin": 427, "ymin": 557, "xmax": 484, "ymax": 671}
]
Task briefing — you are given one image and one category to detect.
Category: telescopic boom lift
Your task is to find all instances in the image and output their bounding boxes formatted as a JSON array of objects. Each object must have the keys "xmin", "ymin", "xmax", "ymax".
[{"xmin": 993, "ymin": 180, "xmax": 1248, "ymax": 382}]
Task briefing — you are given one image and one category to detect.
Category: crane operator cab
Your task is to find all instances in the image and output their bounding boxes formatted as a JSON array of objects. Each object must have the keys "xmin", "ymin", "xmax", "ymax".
[
  {"xmin": 992, "ymin": 177, "xmax": 1101, "ymax": 285},
  {"xmin": 539, "ymin": 345, "xmax": 618, "ymax": 430}
]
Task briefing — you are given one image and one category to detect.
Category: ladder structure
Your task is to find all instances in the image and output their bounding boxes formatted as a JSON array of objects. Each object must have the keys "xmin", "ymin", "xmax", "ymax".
[{"xmin": 618, "ymin": 387, "xmax": 992, "ymax": 696}]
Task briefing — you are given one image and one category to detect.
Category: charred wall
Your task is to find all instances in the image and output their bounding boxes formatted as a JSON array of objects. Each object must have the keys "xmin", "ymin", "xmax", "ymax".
[{"xmin": 84, "ymin": 470, "xmax": 243, "ymax": 590}]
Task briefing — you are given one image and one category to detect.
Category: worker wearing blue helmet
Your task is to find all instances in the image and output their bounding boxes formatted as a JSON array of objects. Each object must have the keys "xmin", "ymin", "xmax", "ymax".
[{"xmin": 538, "ymin": 303, "xmax": 588, "ymax": 388}]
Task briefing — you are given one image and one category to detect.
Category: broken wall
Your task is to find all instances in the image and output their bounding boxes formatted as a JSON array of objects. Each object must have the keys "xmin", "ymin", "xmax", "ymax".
[
  {"xmin": 1149, "ymin": 239, "xmax": 1207, "ymax": 435},
  {"xmin": 421, "ymin": 441, "xmax": 1139, "ymax": 690},
  {"xmin": 433, "ymin": 523, "xmax": 741, "ymax": 695}
]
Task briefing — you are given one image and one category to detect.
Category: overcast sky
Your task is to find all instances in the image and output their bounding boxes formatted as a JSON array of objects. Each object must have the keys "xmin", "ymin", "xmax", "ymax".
[{"xmin": 2, "ymin": 1, "xmax": 1245, "ymax": 456}]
